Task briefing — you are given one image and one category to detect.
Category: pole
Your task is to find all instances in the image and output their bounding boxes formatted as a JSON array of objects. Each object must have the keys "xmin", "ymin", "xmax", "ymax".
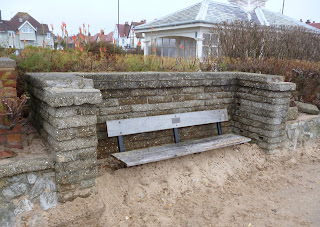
[
  {"xmin": 282, "ymin": 0, "xmax": 285, "ymax": 14},
  {"xmin": 118, "ymin": 0, "xmax": 120, "ymax": 46}
]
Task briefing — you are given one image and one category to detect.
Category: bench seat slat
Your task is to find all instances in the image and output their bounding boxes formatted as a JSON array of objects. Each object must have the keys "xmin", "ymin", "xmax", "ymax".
[
  {"xmin": 107, "ymin": 109, "xmax": 228, "ymax": 137},
  {"xmin": 112, "ymin": 134, "xmax": 251, "ymax": 167}
]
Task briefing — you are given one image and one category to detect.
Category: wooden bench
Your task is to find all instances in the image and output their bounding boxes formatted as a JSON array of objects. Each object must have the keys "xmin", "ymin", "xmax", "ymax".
[{"xmin": 106, "ymin": 109, "xmax": 251, "ymax": 167}]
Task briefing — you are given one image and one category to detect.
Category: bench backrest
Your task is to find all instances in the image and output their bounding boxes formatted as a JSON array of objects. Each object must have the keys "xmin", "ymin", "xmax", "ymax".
[{"xmin": 107, "ymin": 109, "xmax": 228, "ymax": 137}]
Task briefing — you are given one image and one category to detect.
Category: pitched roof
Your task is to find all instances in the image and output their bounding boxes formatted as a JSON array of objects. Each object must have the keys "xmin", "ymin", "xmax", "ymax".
[
  {"xmin": 132, "ymin": 20, "xmax": 146, "ymax": 27},
  {"xmin": 99, "ymin": 32, "xmax": 114, "ymax": 42},
  {"xmin": 116, "ymin": 23, "xmax": 130, "ymax": 38},
  {"xmin": 0, "ymin": 12, "xmax": 50, "ymax": 34},
  {"xmin": 309, "ymin": 23, "xmax": 320, "ymax": 30},
  {"xmin": 135, "ymin": 0, "xmax": 318, "ymax": 32},
  {"xmin": 85, "ymin": 33, "xmax": 99, "ymax": 43}
]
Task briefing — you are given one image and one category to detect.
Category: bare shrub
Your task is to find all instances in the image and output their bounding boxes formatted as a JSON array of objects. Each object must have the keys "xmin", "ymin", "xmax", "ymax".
[{"xmin": 210, "ymin": 21, "xmax": 320, "ymax": 62}]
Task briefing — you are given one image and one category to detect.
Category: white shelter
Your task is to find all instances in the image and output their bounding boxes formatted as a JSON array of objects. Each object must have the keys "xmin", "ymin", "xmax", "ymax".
[{"xmin": 135, "ymin": 0, "xmax": 317, "ymax": 59}]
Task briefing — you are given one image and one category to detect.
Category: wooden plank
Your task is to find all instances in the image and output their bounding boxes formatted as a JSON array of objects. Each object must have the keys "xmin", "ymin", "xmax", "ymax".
[
  {"xmin": 112, "ymin": 134, "xmax": 251, "ymax": 167},
  {"xmin": 107, "ymin": 109, "xmax": 228, "ymax": 137}
]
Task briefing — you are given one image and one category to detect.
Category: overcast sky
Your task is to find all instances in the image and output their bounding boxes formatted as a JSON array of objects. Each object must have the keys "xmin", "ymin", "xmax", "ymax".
[{"xmin": 1, "ymin": 0, "xmax": 319, "ymax": 36}]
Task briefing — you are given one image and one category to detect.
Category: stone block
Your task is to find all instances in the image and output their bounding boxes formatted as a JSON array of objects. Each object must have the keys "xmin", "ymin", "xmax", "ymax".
[
  {"xmin": 0, "ymin": 202, "xmax": 15, "ymax": 227},
  {"xmin": 99, "ymin": 105, "xmax": 131, "ymax": 115},
  {"xmin": 182, "ymin": 87, "xmax": 205, "ymax": 94},
  {"xmin": 235, "ymin": 99, "xmax": 289, "ymax": 112},
  {"xmin": 235, "ymin": 92, "xmax": 290, "ymax": 105},
  {"xmin": 204, "ymin": 85, "xmax": 235, "ymax": 93},
  {"xmin": 54, "ymin": 147, "xmax": 97, "ymax": 163},
  {"xmin": 118, "ymin": 96, "xmax": 148, "ymax": 105},
  {"xmin": 97, "ymin": 112, "xmax": 146, "ymax": 123},
  {"xmin": 47, "ymin": 115, "xmax": 97, "ymax": 130},
  {"xmin": 232, "ymin": 126, "xmax": 285, "ymax": 144},
  {"xmin": 100, "ymin": 99, "xmax": 119, "ymax": 107},
  {"xmin": 296, "ymin": 101, "xmax": 320, "ymax": 115},
  {"xmin": 232, "ymin": 115, "xmax": 286, "ymax": 131},
  {"xmin": 233, "ymin": 104, "xmax": 288, "ymax": 119},
  {"xmin": 29, "ymin": 86, "xmax": 102, "ymax": 108},
  {"xmin": 38, "ymin": 101, "xmax": 98, "ymax": 117},
  {"xmin": 43, "ymin": 122, "xmax": 96, "ymax": 142},
  {"xmin": 55, "ymin": 167, "xmax": 98, "ymax": 184},
  {"xmin": 79, "ymin": 178, "xmax": 96, "ymax": 190},
  {"xmin": 149, "ymin": 96, "xmax": 173, "ymax": 103},
  {"xmin": 287, "ymin": 107, "xmax": 299, "ymax": 121},
  {"xmin": 236, "ymin": 86, "xmax": 291, "ymax": 98},
  {"xmin": 2, "ymin": 183, "xmax": 30, "ymax": 200},
  {"xmin": 29, "ymin": 176, "xmax": 57, "ymax": 201},
  {"xmin": 205, "ymin": 98, "xmax": 233, "ymax": 106},
  {"xmin": 232, "ymin": 109, "xmax": 286, "ymax": 125},
  {"xmin": 25, "ymin": 73, "xmax": 94, "ymax": 89},
  {"xmin": 237, "ymin": 80, "xmax": 296, "ymax": 91},
  {"xmin": 235, "ymin": 72, "xmax": 284, "ymax": 82},
  {"xmin": 40, "ymin": 191, "xmax": 58, "ymax": 210},
  {"xmin": 232, "ymin": 121, "xmax": 285, "ymax": 137},
  {"xmin": 47, "ymin": 135, "xmax": 97, "ymax": 152},
  {"xmin": 101, "ymin": 89, "xmax": 130, "ymax": 98},
  {"xmin": 130, "ymin": 89, "xmax": 157, "ymax": 97},
  {"xmin": 0, "ymin": 58, "xmax": 16, "ymax": 68},
  {"xmin": 55, "ymin": 158, "xmax": 97, "ymax": 173},
  {"xmin": 0, "ymin": 156, "xmax": 54, "ymax": 178}
]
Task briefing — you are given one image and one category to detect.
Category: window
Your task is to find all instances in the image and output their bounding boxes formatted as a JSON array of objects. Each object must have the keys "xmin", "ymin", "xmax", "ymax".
[
  {"xmin": 202, "ymin": 33, "xmax": 219, "ymax": 59},
  {"xmin": 47, "ymin": 33, "xmax": 51, "ymax": 39},
  {"xmin": 21, "ymin": 28, "xmax": 33, "ymax": 33},
  {"xmin": 19, "ymin": 18, "xmax": 23, "ymax": 22},
  {"xmin": 122, "ymin": 39, "xmax": 125, "ymax": 44},
  {"xmin": 8, "ymin": 31, "xmax": 14, "ymax": 37}
]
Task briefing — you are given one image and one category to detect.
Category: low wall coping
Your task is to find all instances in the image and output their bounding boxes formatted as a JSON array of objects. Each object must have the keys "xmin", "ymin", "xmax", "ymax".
[
  {"xmin": 0, "ymin": 57, "xmax": 16, "ymax": 68},
  {"xmin": 0, "ymin": 154, "xmax": 54, "ymax": 178}
]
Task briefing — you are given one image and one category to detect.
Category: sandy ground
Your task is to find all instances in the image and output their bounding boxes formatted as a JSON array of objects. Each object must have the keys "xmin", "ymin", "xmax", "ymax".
[
  {"xmin": 7, "ymin": 122, "xmax": 320, "ymax": 227},
  {"xmin": 36, "ymin": 139, "xmax": 319, "ymax": 227}
]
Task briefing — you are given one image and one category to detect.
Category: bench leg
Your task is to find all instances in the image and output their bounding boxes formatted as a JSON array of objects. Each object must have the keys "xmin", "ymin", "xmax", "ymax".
[
  {"xmin": 118, "ymin": 136, "xmax": 125, "ymax": 152},
  {"xmin": 173, "ymin": 128, "xmax": 180, "ymax": 143},
  {"xmin": 217, "ymin": 122, "xmax": 222, "ymax": 135}
]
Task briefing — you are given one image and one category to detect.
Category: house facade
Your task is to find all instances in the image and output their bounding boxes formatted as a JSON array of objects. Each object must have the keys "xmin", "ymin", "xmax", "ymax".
[
  {"xmin": 113, "ymin": 20, "xmax": 146, "ymax": 50},
  {"xmin": 135, "ymin": 0, "xmax": 318, "ymax": 59},
  {"xmin": 0, "ymin": 11, "xmax": 54, "ymax": 49}
]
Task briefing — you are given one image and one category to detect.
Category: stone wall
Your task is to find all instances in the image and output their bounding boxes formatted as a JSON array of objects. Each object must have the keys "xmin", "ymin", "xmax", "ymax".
[
  {"xmin": 82, "ymin": 72, "xmax": 236, "ymax": 160},
  {"xmin": 25, "ymin": 72, "xmax": 295, "ymax": 195},
  {"xmin": 0, "ymin": 155, "xmax": 56, "ymax": 227},
  {"xmin": 0, "ymin": 58, "xmax": 22, "ymax": 149},
  {"xmin": 286, "ymin": 114, "xmax": 320, "ymax": 150},
  {"xmin": 78, "ymin": 72, "xmax": 295, "ymax": 157},
  {"xmin": 25, "ymin": 73, "xmax": 102, "ymax": 202}
]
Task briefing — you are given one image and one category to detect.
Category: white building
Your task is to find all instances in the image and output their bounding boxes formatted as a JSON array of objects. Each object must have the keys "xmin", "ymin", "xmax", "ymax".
[
  {"xmin": 113, "ymin": 20, "xmax": 146, "ymax": 50},
  {"xmin": 0, "ymin": 11, "xmax": 54, "ymax": 49},
  {"xmin": 135, "ymin": 0, "xmax": 318, "ymax": 59}
]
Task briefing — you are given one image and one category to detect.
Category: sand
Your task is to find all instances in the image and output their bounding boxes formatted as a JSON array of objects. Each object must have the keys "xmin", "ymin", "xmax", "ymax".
[
  {"xmin": 30, "ymin": 139, "xmax": 319, "ymax": 227},
  {"xmin": 8, "ymin": 123, "xmax": 320, "ymax": 227}
]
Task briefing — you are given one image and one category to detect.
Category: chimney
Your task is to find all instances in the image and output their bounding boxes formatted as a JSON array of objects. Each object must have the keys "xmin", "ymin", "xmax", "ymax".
[
  {"xmin": 141, "ymin": 19, "xmax": 146, "ymax": 24},
  {"xmin": 313, "ymin": 21, "xmax": 315, "ymax": 23},
  {"xmin": 300, "ymin": 19, "xmax": 303, "ymax": 22},
  {"xmin": 0, "ymin": 10, "xmax": 2, "ymax": 20},
  {"xmin": 125, "ymin": 21, "xmax": 129, "ymax": 25},
  {"xmin": 306, "ymin": 19, "xmax": 311, "ymax": 24}
]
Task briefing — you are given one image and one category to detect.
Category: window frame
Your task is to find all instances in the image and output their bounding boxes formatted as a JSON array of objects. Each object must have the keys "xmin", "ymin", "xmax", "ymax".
[
  {"xmin": 21, "ymin": 27, "xmax": 34, "ymax": 34},
  {"xmin": 8, "ymin": 31, "xmax": 14, "ymax": 37}
]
